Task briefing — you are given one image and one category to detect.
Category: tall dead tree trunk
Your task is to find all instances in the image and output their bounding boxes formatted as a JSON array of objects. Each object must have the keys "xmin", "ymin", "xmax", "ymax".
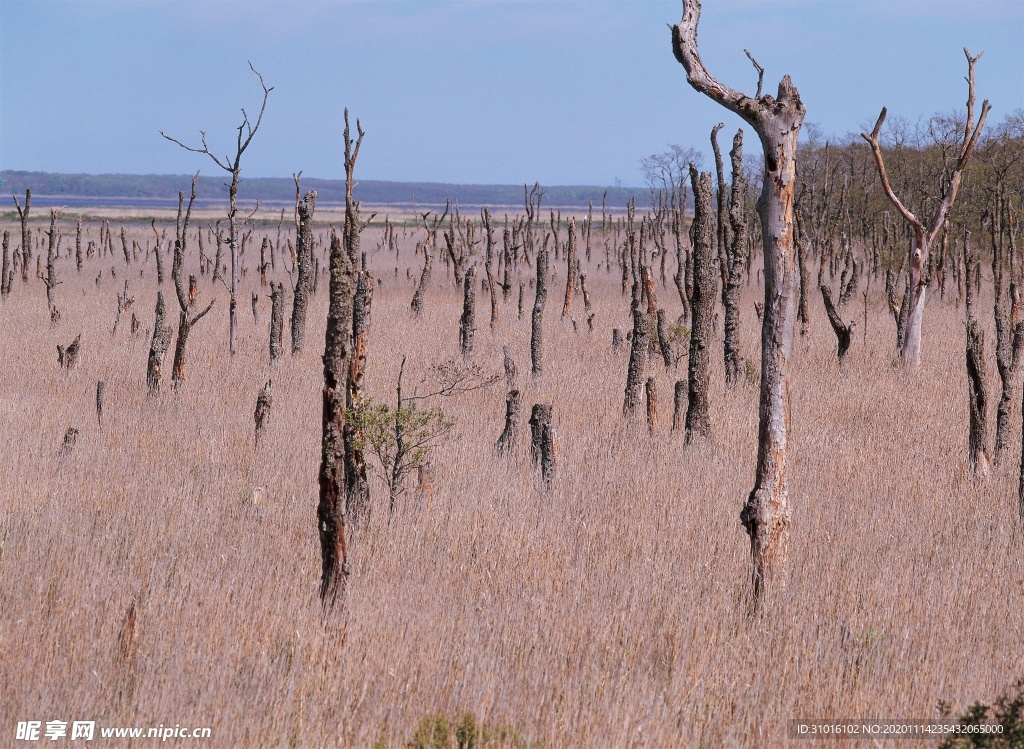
[
  {"xmin": 460, "ymin": 265, "xmax": 477, "ymax": 358},
  {"xmin": 161, "ymin": 62, "xmax": 272, "ymax": 358},
  {"xmin": 270, "ymin": 281, "xmax": 285, "ymax": 363},
  {"xmin": 673, "ymin": 0, "xmax": 806, "ymax": 598},
  {"xmin": 821, "ymin": 284, "xmax": 855, "ymax": 361},
  {"xmin": 482, "ymin": 207, "xmax": 499, "ymax": 330},
  {"xmin": 861, "ymin": 49, "xmax": 989, "ymax": 367},
  {"xmin": 623, "ymin": 307, "xmax": 652, "ymax": 418},
  {"xmin": 319, "ymin": 110, "xmax": 363, "ymax": 610},
  {"xmin": 1, "ymin": 231, "xmax": 10, "ymax": 298},
  {"xmin": 43, "ymin": 208, "xmax": 61, "ymax": 323},
  {"xmin": 562, "ymin": 218, "xmax": 577, "ymax": 318},
  {"xmin": 722, "ymin": 129, "xmax": 747, "ymax": 385},
  {"xmin": 966, "ymin": 317, "xmax": 991, "ymax": 475},
  {"xmin": 992, "ymin": 209, "xmax": 1024, "ymax": 462},
  {"xmin": 685, "ymin": 164, "xmax": 715, "ymax": 442},
  {"xmin": 13, "ymin": 189, "xmax": 30, "ymax": 283},
  {"xmin": 345, "ymin": 259, "xmax": 373, "ymax": 527},
  {"xmin": 531, "ymin": 236, "xmax": 549, "ymax": 376},
  {"xmin": 147, "ymin": 291, "xmax": 173, "ymax": 394},
  {"xmin": 75, "ymin": 218, "xmax": 83, "ymax": 275},
  {"xmin": 291, "ymin": 189, "xmax": 317, "ymax": 355},
  {"xmin": 170, "ymin": 175, "xmax": 215, "ymax": 387},
  {"xmin": 528, "ymin": 403, "xmax": 556, "ymax": 486}
]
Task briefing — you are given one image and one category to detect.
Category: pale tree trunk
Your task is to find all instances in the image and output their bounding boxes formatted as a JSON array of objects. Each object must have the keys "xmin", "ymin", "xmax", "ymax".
[
  {"xmin": 13, "ymin": 189, "xmax": 31, "ymax": 283},
  {"xmin": 861, "ymin": 49, "xmax": 990, "ymax": 367},
  {"xmin": 673, "ymin": 0, "xmax": 805, "ymax": 599},
  {"xmin": 531, "ymin": 236, "xmax": 549, "ymax": 376}
]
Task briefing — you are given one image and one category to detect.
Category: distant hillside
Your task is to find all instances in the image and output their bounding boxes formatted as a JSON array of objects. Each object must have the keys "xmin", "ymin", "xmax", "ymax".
[{"xmin": 0, "ymin": 171, "xmax": 646, "ymax": 211}]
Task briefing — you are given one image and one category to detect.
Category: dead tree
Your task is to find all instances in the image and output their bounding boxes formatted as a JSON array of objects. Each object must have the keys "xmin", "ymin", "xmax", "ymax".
[
  {"xmin": 170, "ymin": 175, "xmax": 216, "ymax": 387},
  {"xmin": 562, "ymin": 218, "xmax": 578, "ymax": 318},
  {"xmin": 820, "ymin": 284, "xmax": 855, "ymax": 361},
  {"xmin": 531, "ymin": 236, "xmax": 549, "ymax": 376},
  {"xmin": 411, "ymin": 240, "xmax": 432, "ymax": 315},
  {"xmin": 291, "ymin": 189, "xmax": 317, "ymax": 355},
  {"xmin": 150, "ymin": 220, "xmax": 165, "ymax": 285},
  {"xmin": 722, "ymin": 130, "xmax": 747, "ymax": 385},
  {"xmin": 623, "ymin": 307, "xmax": 653, "ymax": 418},
  {"xmin": 318, "ymin": 110, "xmax": 363, "ymax": 610},
  {"xmin": 57, "ymin": 333, "xmax": 81, "ymax": 370},
  {"xmin": 96, "ymin": 381, "xmax": 106, "ymax": 428},
  {"xmin": 656, "ymin": 309, "xmax": 674, "ymax": 369},
  {"xmin": 43, "ymin": 208, "xmax": 61, "ymax": 323},
  {"xmin": 13, "ymin": 189, "xmax": 30, "ymax": 283},
  {"xmin": 672, "ymin": 380, "xmax": 686, "ymax": 432},
  {"xmin": 162, "ymin": 62, "xmax": 272, "ymax": 356},
  {"xmin": 254, "ymin": 379, "xmax": 273, "ymax": 447},
  {"xmin": 966, "ymin": 318, "xmax": 990, "ymax": 474},
  {"xmin": 795, "ymin": 210, "xmax": 810, "ymax": 336},
  {"xmin": 2, "ymin": 231, "xmax": 10, "ymax": 298},
  {"xmin": 460, "ymin": 265, "xmax": 477, "ymax": 358},
  {"xmin": 267, "ymin": 281, "xmax": 285, "ymax": 362},
  {"xmin": 482, "ymin": 207, "xmax": 499, "ymax": 329},
  {"xmin": 528, "ymin": 403, "xmax": 556, "ymax": 486},
  {"xmin": 345, "ymin": 259, "xmax": 374, "ymax": 526},
  {"xmin": 645, "ymin": 377, "xmax": 658, "ymax": 434},
  {"xmin": 147, "ymin": 291, "xmax": 173, "ymax": 394},
  {"xmin": 673, "ymin": 0, "xmax": 806, "ymax": 598},
  {"xmin": 494, "ymin": 389, "xmax": 521, "ymax": 455},
  {"xmin": 991, "ymin": 211, "xmax": 1024, "ymax": 462},
  {"xmin": 685, "ymin": 164, "xmax": 715, "ymax": 442},
  {"xmin": 861, "ymin": 49, "xmax": 990, "ymax": 367}
]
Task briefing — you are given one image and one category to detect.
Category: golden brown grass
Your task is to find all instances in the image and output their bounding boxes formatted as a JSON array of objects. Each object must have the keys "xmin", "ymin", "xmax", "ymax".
[{"xmin": 1, "ymin": 216, "xmax": 1022, "ymax": 748}]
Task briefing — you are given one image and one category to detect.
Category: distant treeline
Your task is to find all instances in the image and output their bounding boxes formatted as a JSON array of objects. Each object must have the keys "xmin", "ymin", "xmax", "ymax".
[{"xmin": 0, "ymin": 171, "xmax": 645, "ymax": 211}]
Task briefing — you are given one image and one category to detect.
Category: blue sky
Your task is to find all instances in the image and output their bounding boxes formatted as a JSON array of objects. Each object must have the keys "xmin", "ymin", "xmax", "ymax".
[{"xmin": 1, "ymin": 1, "xmax": 1021, "ymax": 187}]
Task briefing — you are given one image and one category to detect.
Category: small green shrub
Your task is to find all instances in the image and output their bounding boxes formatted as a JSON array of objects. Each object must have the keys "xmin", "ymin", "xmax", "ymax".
[{"xmin": 938, "ymin": 679, "xmax": 1024, "ymax": 748}]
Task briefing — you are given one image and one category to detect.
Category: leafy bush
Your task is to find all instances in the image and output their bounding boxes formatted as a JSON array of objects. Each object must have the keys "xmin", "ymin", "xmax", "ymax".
[{"xmin": 939, "ymin": 679, "xmax": 1024, "ymax": 748}]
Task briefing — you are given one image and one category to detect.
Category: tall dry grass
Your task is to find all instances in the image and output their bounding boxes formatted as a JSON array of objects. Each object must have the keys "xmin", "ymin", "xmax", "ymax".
[{"xmin": 0, "ymin": 215, "xmax": 1022, "ymax": 748}]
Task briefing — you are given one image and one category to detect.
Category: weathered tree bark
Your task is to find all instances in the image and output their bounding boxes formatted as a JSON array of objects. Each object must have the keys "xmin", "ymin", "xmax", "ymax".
[
  {"xmin": 966, "ymin": 318, "xmax": 990, "ymax": 474},
  {"xmin": 722, "ymin": 130, "xmax": 747, "ymax": 385},
  {"xmin": 673, "ymin": 0, "xmax": 806, "ymax": 598},
  {"xmin": 269, "ymin": 281, "xmax": 285, "ymax": 363},
  {"xmin": 685, "ymin": 165, "xmax": 715, "ymax": 442},
  {"xmin": 120, "ymin": 227, "xmax": 130, "ymax": 265},
  {"xmin": 495, "ymin": 389, "xmax": 521, "ymax": 456},
  {"xmin": 861, "ymin": 49, "xmax": 990, "ymax": 367},
  {"xmin": 1, "ymin": 231, "xmax": 10, "ymax": 299},
  {"xmin": 147, "ymin": 291, "xmax": 173, "ymax": 394},
  {"xmin": 75, "ymin": 218, "xmax": 83, "ymax": 275},
  {"xmin": 991, "ymin": 211, "xmax": 1024, "ymax": 463},
  {"xmin": 562, "ymin": 218, "xmax": 578, "ymax": 318},
  {"xmin": 170, "ymin": 175, "xmax": 215, "ymax": 387},
  {"xmin": 612, "ymin": 327, "xmax": 623, "ymax": 353},
  {"xmin": 345, "ymin": 261, "xmax": 373, "ymax": 527},
  {"xmin": 531, "ymin": 236, "xmax": 549, "ymax": 376},
  {"xmin": 820, "ymin": 284, "xmax": 855, "ymax": 361},
  {"xmin": 319, "ymin": 110, "xmax": 363, "ymax": 610},
  {"xmin": 623, "ymin": 308, "xmax": 653, "ymax": 418},
  {"xmin": 656, "ymin": 308, "xmax": 674, "ymax": 369},
  {"xmin": 57, "ymin": 333, "xmax": 81, "ymax": 370},
  {"xmin": 43, "ymin": 208, "xmax": 60, "ymax": 323},
  {"xmin": 459, "ymin": 265, "xmax": 477, "ymax": 358},
  {"xmin": 482, "ymin": 207, "xmax": 499, "ymax": 330},
  {"xmin": 645, "ymin": 377, "xmax": 658, "ymax": 434},
  {"xmin": 528, "ymin": 403, "xmax": 556, "ymax": 486},
  {"xmin": 411, "ymin": 240, "xmax": 432, "ymax": 316},
  {"xmin": 149, "ymin": 220, "xmax": 164, "ymax": 285},
  {"xmin": 795, "ymin": 212, "xmax": 810, "ymax": 336},
  {"xmin": 13, "ymin": 189, "xmax": 30, "ymax": 283},
  {"xmin": 672, "ymin": 380, "xmax": 686, "ymax": 433},
  {"xmin": 96, "ymin": 381, "xmax": 105, "ymax": 428},
  {"xmin": 254, "ymin": 379, "xmax": 273, "ymax": 447},
  {"xmin": 291, "ymin": 190, "xmax": 317, "ymax": 355}
]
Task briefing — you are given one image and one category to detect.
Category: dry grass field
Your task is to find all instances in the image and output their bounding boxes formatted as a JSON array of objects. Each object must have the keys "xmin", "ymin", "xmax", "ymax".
[{"xmin": 1, "ymin": 214, "xmax": 1022, "ymax": 748}]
